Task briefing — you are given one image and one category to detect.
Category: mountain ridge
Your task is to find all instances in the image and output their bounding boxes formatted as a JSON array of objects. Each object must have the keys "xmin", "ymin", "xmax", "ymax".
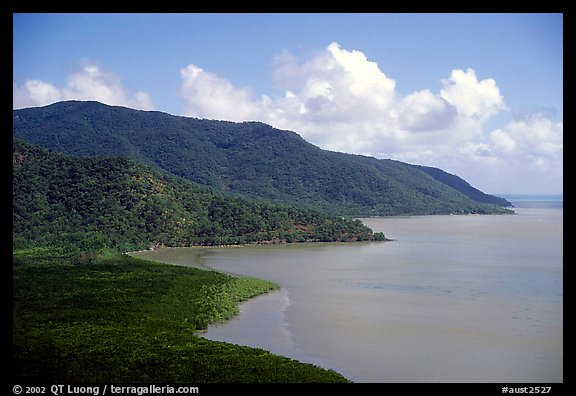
[
  {"xmin": 13, "ymin": 139, "xmax": 386, "ymax": 251},
  {"xmin": 13, "ymin": 100, "xmax": 512, "ymax": 216}
]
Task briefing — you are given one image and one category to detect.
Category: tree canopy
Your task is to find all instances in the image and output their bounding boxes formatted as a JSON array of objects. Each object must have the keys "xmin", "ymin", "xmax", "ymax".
[
  {"xmin": 13, "ymin": 101, "xmax": 512, "ymax": 216},
  {"xmin": 13, "ymin": 140, "xmax": 387, "ymax": 252}
]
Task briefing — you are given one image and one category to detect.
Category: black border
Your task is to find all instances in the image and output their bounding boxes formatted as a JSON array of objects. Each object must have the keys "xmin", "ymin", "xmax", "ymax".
[{"xmin": 6, "ymin": 0, "xmax": 570, "ymax": 391}]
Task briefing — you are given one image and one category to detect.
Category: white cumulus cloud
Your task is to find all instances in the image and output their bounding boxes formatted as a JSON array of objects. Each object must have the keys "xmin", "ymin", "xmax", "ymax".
[
  {"xmin": 267, "ymin": 42, "xmax": 398, "ymax": 128},
  {"xmin": 13, "ymin": 43, "xmax": 561, "ymax": 194},
  {"xmin": 179, "ymin": 64, "xmax": 260, "ymax": 121},
  {"xmin": 179, "ymin": 42, "xmax": 514, "ymax": 155},
  {"xmin": 178, "ymin": 42, "xmax": 562, "ymax": 193},
  {"xmin": 13, "ymin": 60, "xmax": 154, "ymax": 110},
  {"xmin": 396, "ymin": 89, "xmax": 457, "ymax": 132},
  {"xmin": 490, "ymin": 114, "xmax": 563, "ymax": 166},
  {"xmin": 13, "ymin": 80, "xmax": 62, "ymax": 107},
  {"xmin": 440, "ymin": 68, "xmax": 507, "ymax": 123}
]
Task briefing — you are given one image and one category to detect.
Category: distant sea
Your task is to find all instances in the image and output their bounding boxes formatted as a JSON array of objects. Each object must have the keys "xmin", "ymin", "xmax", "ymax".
[{"xmin": 500, "ymin": 194, "xmax": 563, "ymax": 209}]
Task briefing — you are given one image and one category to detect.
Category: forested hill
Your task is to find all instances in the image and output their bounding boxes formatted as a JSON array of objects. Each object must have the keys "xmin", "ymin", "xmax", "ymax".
[
  {"xmin": 411, "ymin": 165, "xmax": 511, "ymax": 207},
  {"xmin": 13, "ymin": 101, "xmax": 511, "ymax": 216},
  {"xmin": 13, "ymin": 140, "xmax": 386, "ymax": 251}
]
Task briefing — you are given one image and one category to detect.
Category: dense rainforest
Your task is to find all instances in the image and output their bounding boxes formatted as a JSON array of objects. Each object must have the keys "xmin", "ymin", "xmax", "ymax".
[
  {"xmin": 13, "ymin": 140, "xmax": 386, "ymax": 252},
  {"xmin": 11, "ymin": 140, "xmax": 371, "ymax": 383},
  {"xmin": 13, "ymin": 101, "xmax": 512, "ymax": 216}
]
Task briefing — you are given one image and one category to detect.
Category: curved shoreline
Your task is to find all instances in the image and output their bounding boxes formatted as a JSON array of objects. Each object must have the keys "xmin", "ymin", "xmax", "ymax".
[
  {"xmin": 129, "ymin": 245, "xmax": 361, "ymax": 380},
  {"xmin": 128, "ymin": 246, "xmax": 351, "ymax": 379},
  {"xmin": 131, "ymin": 211, "xmax": 564, "ymax": 383}
]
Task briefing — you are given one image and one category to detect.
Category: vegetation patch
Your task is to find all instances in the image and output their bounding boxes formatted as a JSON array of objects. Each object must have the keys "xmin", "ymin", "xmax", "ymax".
[
  {"xmin": 13, "ymin": 140, "xmax": 387, "ymax": 253},
  {"xmin": 13, "ymin": 249, "xmax": 350, "ymax": 383},
  {"xmin": 13, "ymin": 100, "xmax": 512, "ymax": 216}
]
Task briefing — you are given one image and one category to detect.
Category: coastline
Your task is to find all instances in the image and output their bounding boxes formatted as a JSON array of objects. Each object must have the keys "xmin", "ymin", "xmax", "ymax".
[
  {"xmin": 13, "ymin": 248, "xmax": 350, "ymax": 383},
  {"xmin": 128, "ymin": 246, "xmax": 212, "ymax": 271},
  {"xmin": 202, "ymin": 288, "xmax": 298, "ymax": 354},
  {"xmin": 126, "ymin": 201, "xmax": 563, "ymax": 383},
  {"xmin": 128, "ymin": 246, "xmax": 350, "ymax": 379},
  {"xmin": 152, "ymin": 206, "xmax": 562, "ymax": 383}
]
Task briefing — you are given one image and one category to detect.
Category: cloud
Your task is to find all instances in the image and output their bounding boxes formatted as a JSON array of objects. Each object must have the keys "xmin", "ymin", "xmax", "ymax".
[
  {"xmin": 179, "ymin": 42, "xmax": 510, "ymax": 153},
  {"xmin": 396, "ymin": 90, "xmax": 457, "ymax": 132},
  {"xmin": 179, "ymin": 64, "xmax": 260, "ymax": 121},
  {"xmin": 13, "ymin": 44, "xmax": 561, "ymax": 193},
  {"xmin": 13, "ymin": 80, "xmax": 62, "ymax": 107},
  {"xmin": 178, "ymin": 42, "xmax": 562, "ymax": 193},
  {"xmin": 266, "ymin": 42, "xmax": 398, "ymax": 127},
  {"xmin": 434, "ymin": 113, "xmax": 563, "ymax": 193},
  {"xmin": 490, "ymin": 114, "xmax": 563, "ymax": 167},
  {"xmin": 440, "ymin": 68, "xmax": 507, "ymax": 124},
  {"xmin": 13, "ymin": 60, "xmax": 154, "ymax": 110}
]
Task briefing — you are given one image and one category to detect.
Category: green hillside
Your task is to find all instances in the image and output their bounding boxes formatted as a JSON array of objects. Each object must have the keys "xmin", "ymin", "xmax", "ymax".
[
  {"xmin": 13, "ymin": 140, "xmax": 386, "ymax": 252},
  {"xmin": 411, "ymin": 164, "xmax": 511, "ymax": 207},
  {"xmin": 13, "ymin": 101, "xmax": 512, "ymax": 216}
]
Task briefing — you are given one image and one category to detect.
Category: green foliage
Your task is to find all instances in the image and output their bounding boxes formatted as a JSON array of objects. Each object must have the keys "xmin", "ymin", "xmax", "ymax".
[
  {"xmin": 412, "ymin": 164, "xmax": 512, "ymax": 207},
  {"xmin": 13, "ymin": 140, "xmax": 387, "ymax": 252},
  {"xmin": 13, "ymin": 249, "xmax": 349, "ymax": 382},
  {"xmin": 13, "ymin": 100, "xmax": 512, "ymax": 216}
]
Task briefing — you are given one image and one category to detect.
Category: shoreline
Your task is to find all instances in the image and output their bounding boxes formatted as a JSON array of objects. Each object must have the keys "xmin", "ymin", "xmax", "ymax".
[
  {"xmin": 13, "ymin": 248, "xmax": 350, "ymax": 383},
  {"xmin": 128, "ymin": 246, "xmax": 352, "ymax": 380},
  {"xmin": 136, "ymin": 209, "xmax": 563, "ymax": 382}
]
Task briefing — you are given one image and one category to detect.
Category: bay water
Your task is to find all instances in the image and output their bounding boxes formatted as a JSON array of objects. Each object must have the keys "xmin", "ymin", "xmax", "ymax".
[{"xmin": 135, "ymin": 196, "xmax": 563, "ymax": 382}]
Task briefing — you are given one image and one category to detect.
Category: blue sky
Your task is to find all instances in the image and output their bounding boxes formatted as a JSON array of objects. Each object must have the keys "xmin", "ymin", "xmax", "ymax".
[{"xmin": 13, "ymin": 13, "xmax": 563, "ymax": 194}]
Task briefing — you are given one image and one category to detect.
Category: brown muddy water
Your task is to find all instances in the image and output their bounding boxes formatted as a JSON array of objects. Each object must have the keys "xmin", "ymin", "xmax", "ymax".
[{"xmin": 133, "ymin": 205, "xmax": 563, "ymax": 383}]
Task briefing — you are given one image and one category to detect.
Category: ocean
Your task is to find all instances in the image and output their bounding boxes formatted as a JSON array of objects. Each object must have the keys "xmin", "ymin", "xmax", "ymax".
[{"xmin": 137, "ymin": 195, "xmax": 563, "ymax": 383}]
